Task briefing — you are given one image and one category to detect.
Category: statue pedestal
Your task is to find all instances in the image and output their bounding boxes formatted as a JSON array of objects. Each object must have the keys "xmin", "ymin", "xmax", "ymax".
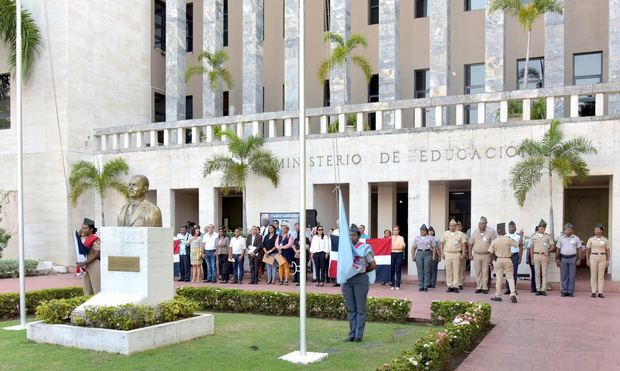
[{"xmin": 75, "ymin": 227, "xmax": 173, "ymax": 313}]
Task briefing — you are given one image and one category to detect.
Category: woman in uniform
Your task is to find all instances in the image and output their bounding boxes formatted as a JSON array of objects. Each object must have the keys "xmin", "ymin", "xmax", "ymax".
[{"xmin": 586, "ymin": 223, "xmax": 610, "ymax": 298}]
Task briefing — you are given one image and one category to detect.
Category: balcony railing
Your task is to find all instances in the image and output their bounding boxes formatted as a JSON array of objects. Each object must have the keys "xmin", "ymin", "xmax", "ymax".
[{"xmin": 93, "ymin": 82, "xmax": 620, "ymax": 153}]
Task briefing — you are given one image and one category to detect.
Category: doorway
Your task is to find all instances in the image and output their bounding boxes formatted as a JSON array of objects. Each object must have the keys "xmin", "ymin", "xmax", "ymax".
[
  {"xmin": 173, "ymin": 189, "xmax": 199, "ymax": 230},
  {"xmin": 221, "ymin": 191, "xmax": 243, "ymax": 230}
]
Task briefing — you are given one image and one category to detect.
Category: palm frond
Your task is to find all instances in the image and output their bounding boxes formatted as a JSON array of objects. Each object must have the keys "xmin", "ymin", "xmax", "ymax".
[
  {"xmin": 323, "ymin": 31, "xmax": 344, "ymax": 47},
  {"xmin": 220, "ymin": 162, "xmax": 248, "ymax": 193},
  {"xmin": 0, "ymin": 0, "xmax": 42, "ymax": 82},
  {"xmin": 108, "ymin": 180, "xmax": 129, "ymax": 200},
  {"xmin": 489, "ymin": 0, "xmax": 522, "ymax": 15},
  {"xmin": 211, "ymin": 49, "xmax": 229, "ymax": 66},
  {"xmin": 220, "ymin": 67, "xmax": 234, "ymax": 90},
  {"xmin": 554, "ymin": 137, "xmax": 597, "ymax": 158},
  {"xmin": 549, "ymin": 156, "xmax": 574, "ymax": 187},
  {"xmin": 541, "ymin": 119, "xmax": 563, "ymax": 152},
  {"xmin": 69, "ymin": 182, "xmax": 92, "ymax": 207},
  {"xmin": 248, "ymin": 149, "xmax": 280, "ymax": 187},
  {"xmin": 203, "ymin": 154, "xmax": 237, "ymax": 177},
  {"xmin": 352, "ymin": 55, "xmax": 373, "ymax": 82},
  {"xmin": 510, "ymin": 156, "xmax": 545, "ymax": 206},
  {"xmin": 532, "ymin": 0, "xmax": 564, "ymax": 15},
  {"xmin": 317, "ymin": 59, "xmax": 332, "ymax": 85},
  {"xmin": 207, "ymin": 69, "xmax": 219, "ymax": 92},
  {"xmin": 331, "ymin": 46, "xmax": 348, "ymax": 66},
  {"xmin": 185, "ymin": 65, "xmax": 207, "ymax": 83},
  {"xmin": 196, "ymin": 50, "xmax": 211, "ymax": 62},
  {"xmin": 518, "ymin": 5, "xmax": 538, "ymax": 31},
  {"xmin": 101, "ymin": 157, "xmax": 129, "ymax": 181},
  {"xmin": 347, "ymin": 33, "xmax": 368, "ymax": 50},
  {"xmin": 518, "ymin": 138, "xmax": 544, "ymax": 157}
]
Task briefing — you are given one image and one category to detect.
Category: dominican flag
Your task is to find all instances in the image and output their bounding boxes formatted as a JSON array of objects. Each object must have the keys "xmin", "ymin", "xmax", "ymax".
[
  {"xmin": 366, "ymin": 238, "xmax": 391, "ymax": 283},
  {"xmin": 328, "ymin": 235, "xmax": 339, "ymax": 279}
]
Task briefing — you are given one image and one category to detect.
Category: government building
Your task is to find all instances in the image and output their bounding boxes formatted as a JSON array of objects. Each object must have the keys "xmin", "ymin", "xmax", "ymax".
[{"xmin": 0, "ymin": 0, "xmax": 619, "ymax": 283}]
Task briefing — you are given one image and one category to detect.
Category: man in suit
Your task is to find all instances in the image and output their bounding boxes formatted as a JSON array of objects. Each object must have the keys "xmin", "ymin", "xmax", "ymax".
[
  {"xmin": 259, "ymin": 217, "xmax": 270, "ymax": 237},
  {"xmin": 117, "ymin": 175, "xmax": 162, "ymax": 227},
  {"xmin": 246, "ymin": 225, "xmax": 263, "ymax": 284}
]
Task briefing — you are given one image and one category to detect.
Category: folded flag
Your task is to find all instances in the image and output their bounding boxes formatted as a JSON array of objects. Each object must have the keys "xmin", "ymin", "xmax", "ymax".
[{"xmin": 366, "ymin": 238, "xmax": 391, "ymax": 283}]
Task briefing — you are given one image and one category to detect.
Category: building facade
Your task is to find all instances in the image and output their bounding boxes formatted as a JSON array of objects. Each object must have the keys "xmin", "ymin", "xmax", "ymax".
[{"xmin": 1, "ymin": 0, "xmax": 620, "ymax": 282}]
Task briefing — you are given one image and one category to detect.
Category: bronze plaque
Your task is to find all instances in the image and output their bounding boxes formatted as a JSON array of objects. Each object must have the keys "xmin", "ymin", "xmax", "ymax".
[{"xmin": 108, "ymin": 256, "xmax": 140, "ymax": 272}]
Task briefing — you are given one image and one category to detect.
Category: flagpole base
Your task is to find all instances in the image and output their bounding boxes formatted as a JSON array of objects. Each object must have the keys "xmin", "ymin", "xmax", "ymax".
[
  {"xmin": 3, "ymin": 324, "xmax": 26, "ymax": 331},
  {"xmin": 279, "ymin": 351, "xmax": 328, "ymax": 365}
]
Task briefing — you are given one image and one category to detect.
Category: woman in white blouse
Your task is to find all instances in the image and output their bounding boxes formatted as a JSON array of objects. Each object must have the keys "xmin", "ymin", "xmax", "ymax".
[{"xmin": 310, "ymin": 226, "xmax": 331, "ymax": 287}]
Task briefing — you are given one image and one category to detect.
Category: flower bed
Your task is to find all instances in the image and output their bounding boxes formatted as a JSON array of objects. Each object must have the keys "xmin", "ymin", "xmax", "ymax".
[
  {"xmin": 176, "ymin": 286, "xmax": 412, "ymax": 323},
  {"xmin": 384, "ymin": 301, "xmax": 492, "ymax": 370},
  {"xmin": 0, "ymin": 259, "xmax": 40, "ymax": 278},
  {"xmin": 0, "ymin": 287, "xmax": 84, "ymax": 320}
]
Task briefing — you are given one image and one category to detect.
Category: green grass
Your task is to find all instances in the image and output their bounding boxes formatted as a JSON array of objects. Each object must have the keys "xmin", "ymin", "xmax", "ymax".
[{"xmin": 0, "ymin": 313, "xmax": 436, "ymax": 370}]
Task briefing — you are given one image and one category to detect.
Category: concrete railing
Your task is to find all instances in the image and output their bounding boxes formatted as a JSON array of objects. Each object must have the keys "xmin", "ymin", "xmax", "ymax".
[{"xmin": 93, "ymin": 83, "xmax": 620, "ymax": 153}]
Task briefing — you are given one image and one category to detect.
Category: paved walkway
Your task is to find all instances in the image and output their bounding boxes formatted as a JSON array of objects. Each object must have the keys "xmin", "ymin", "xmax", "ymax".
[{"xmin": 2, "ymin": 274, "xmax": 620, "ymax": 370}]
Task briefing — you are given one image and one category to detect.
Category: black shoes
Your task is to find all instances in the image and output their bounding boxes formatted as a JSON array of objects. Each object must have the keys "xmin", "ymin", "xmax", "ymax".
[
  {"xmin": 511, "ymin": 296, "xmax": 517, "ymax": 303},
  {"xmin": 561, "ymin": 292, "xmax": 567, "ymax": 297},
  {"xmin": 598, "ymin": 293, "xmax": 605, "ymax": 299},
  {"xmin": 482, "ymin": 290, "xmax": 489, "ymax": 294},
  {"xmin": 475, "ymin": 289, "xmax": 482, "ymax": 294},
  {"xmin": 541, "ymin": 291, "xmax": 547, "ymax": 296},
  {"xmin": 354, "ymin": 338, "xmax": 361, "ymax": 343},
  {"xmin": 568, "ymin": 293, "xmax": 574, "ymax": 297},
  {"xmin": 453, "ymin": 288, "xmax": 460, "ymax": 293},
  {"xmin": 447, "ymin": 287, "xmax": 453, "ymax": 293},
  {"xmin": 491, "ymin": 297, "xmax": 502, "ymax": 302},
  {"xmin": 535, "ymin": 291, "xmax": 541, "ymax": 296},
  {"xmin": 531, "ymin": 289, "xmax": 538, "ymax": 293},
  {"xmin": 504, "ymin": 290, "xmax": 511, "ymax": 295},
  {"xmin": 458, "ymin": 285, "xmax": 464, "ymax": 290},
  {"xmin": 591, "ymin": 293, "xmax": 597, "ymax": 298}
]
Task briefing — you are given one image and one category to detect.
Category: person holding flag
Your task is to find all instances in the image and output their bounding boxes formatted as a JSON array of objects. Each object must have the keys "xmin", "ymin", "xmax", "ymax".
[{"xmin": 75, "ymin": 218, "xmax": 101, "ymax": 295}]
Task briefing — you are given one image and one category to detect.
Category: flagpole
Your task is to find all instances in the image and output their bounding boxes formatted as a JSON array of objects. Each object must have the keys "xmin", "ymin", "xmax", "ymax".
[{"xmin": 298, "ymin": 0, "xmax": 307, "ymax": 357}]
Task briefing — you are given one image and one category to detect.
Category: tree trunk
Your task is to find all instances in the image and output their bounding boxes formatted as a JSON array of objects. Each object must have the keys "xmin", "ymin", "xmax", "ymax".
[
  {"xmin": 242, "ymin": 186, "xmax": 247, "ymax": 233},
  {"xmin": 548, "ymin": 168, "xmax": 554, "ymax": 238},
  {"xmin": 100, "ymin": 195, "xmax": 106, "ymax": 227},
  {"xmin": 523, "ymin": 31, "xmax": 531, "ymax": 90}
]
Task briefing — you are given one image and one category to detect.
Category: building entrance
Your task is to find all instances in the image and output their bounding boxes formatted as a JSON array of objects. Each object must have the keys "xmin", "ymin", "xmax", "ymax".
[{"xmin": 220, "ymin": 191, "xmax": 243, "ymax": 230}]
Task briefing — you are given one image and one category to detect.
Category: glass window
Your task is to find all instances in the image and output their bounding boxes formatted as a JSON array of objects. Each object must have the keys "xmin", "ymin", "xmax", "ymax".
[
  {"xmin": 324, "ymin": 0, "xmax": 330, "ymax": 31},
  {"xmin": 368, "ymin": 74, "xmax": 379, "ymax": 129},
  {"xmin": 0, "ymin": 74, "xmax": 9, "ymax": 130},
  {"xmin": 223, "ymin": 0, "xmax": 229, "ymax": 47},
  {"xmin": 154, "ymin": 0, "xmax": 165, "ymax": 51},
  {"xmin": 185, "ymin": 96, "xmax": 193, "ymax": 120},
  {"xmin": 323, "ymin": 80, "xmax": 330, "ymax": 107},
  {"xmin": 415, "ymin": 0, "xmax": 428, "ymax": 18},
  {"xmin": 465, "ymin": 0, "xmax": 485, "ymax": 11},
  {"xmin": 186, "ymin": 4, "xmax": 193, "ymax": 52},
  {"xmin": 414, "ymin": 69, "xmax": 429, "ymax": 98},
  {"xmin": 223, "ymin": 91, "xmax": 229, "ymax": 116},
  {"xmin": 574, "ymin": 52, "xmax": 603, "ymax": 117},
  {"xmin": 465, "ymin": 63, "xmax": 484, "ymax": 124},
  {"xmin": 517, "ymin": 57, "xmax": 544, "ymax": 89},
  {"xmin": 154, "ymin": 92, "xmax": 165, "ymax": 122},
  {"xmin": 369, "ymin": 0, "xmax": 379, "ymax": 25}
]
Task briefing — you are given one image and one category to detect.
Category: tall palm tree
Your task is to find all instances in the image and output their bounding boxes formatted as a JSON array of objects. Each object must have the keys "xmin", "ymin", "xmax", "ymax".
[
  {"xmin": 69, "ymin": 158, "xmax": 129, "ymax": 226},
  {"xmin": 184, "ymin": 49, "xmax": 234, "ymax": 93},
  {"xmin": 318, "ymin": 31, "xmax": 372, "ymax": 101},
  {"xmin": 510, "ymin": 119, "xmax": 597, "ymax": 237},
  {"xmin": 203, "ymin": 129, "xmax": 279, "ymax": 232},
  {"xmin": 490, "ymin": 0, "xmax": 563, "ymax": 90},
  {"xmin": 0, "ymin": 0, "xmax": 42, "ymax": 82}
]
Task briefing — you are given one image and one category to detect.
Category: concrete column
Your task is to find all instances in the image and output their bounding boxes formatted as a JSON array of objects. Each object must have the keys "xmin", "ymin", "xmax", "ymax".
[
  {"xmin": 203, "ymin": 0, "xmax": 224, "ymax": 118},
  {"xmin": 379, "ymin": 0, "xmax": 400, "ymax": 128},
  {"xmin": 165, "ymin": 0, "xmax": 186, "ymax": 121},
  {"xmin": 284, "ymin": 0, "xmax": 300, "ymax": 135},
  {"xmin": 329, "ymin": 0, "xmax": 351, "ymax": 107},
  {"xmin": 612, "ymin": 170, "xmax": 620, "ymax": 281},
  {"xmin": 429, "ymin": 0, "xmax": 450, "ymax": 126},
  {"xmin": 408, "ymin": 180, "xmax": 429, "ymax": 276},
  {"xmin": 485, "ymin": 1, "xmax": 504, "ymax": 124},
  {"xmin": 545, "ymin": 0, "xmax": 565, "ymax": 118},
  {"xmin": 199, "ymin": 186, "xmax": 217, "ymax": 228},
  {"xmin": 242, "ymin": 0, "xmax": 264, "ymax": 116},
  {"xmin": 349, "ymin": 181, "xmax": 370, "ymax": 237},
  {"xmin": 377, "ymin": 183, "xmax": 396, "ymax": 233},
  {"xmin": 157, "ymin": 189, "xmax": 175, "ymax": 229},
  {"xmin": 429, "ymin": 182, "xmax": 448, "ymax": 271},
  {"xmin": 609, "ymin": 0, "xmax": 620, "ymax": 115}
]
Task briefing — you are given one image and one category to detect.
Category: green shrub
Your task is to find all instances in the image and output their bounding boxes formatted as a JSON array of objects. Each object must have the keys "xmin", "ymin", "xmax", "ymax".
[
  {"xmin": 0, "ymin": 286, "xmax": 84, "ymax": 320},
  {"xmin": 35, "ymin": 296, "xmax": 91, "ymax": 324},
  {"xmin": 430, "ymin": 301, "xmax": 491, "ymax": 326},
  {"xmin": 0, "ymin": 259, "xmax": 40, "ymax": 278},
  {"xmin": 157, "ymin": 297, "xmax": 199, "ymax": 323},
  {"xmin": 176, "ymin": 287, "xmax": 411, "ymax": 323}
]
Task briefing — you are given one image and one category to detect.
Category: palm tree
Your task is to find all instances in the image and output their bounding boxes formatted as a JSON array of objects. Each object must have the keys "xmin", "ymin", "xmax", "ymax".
[
  {"xmin": 490, "ymin": 0, "xmax": 563, "ymax": 90},
  {"xmin": 317, "ymin": 32, "xmax": 372, "ymax": 100},
  {"xmin": 69, "ymin": 158, "xmax": 129, "ymax": 226},
  {"xmin": 203, "ymin": 129, "xmax": 279, "ymax": 232},
  {"xmin": 0, "ymin": 0, "xmax": 42, "ymax": 82},
  {"xmin": 184, "ymin": 49, "xmax": 234, "ymax": 94},
  {"xmin": 510, "ymin": 119, "xmax": 597, "ymax": 237}
]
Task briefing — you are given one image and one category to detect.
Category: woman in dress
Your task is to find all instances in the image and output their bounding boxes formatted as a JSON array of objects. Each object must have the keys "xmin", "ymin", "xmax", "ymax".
[
  {"xmin": 215, "ymin": 227, "xmax": 231, "ymax": 283},
  {"xmin": 310, "ymin": 226, "xmax": 331, "ymax": 287},
  {"xmin": 262, "ymin": 225, "xmax": 278, "ymax": 284},
  {"xmin": 189, "ymin": 227, "xmax": 203, "ymax": 283}
]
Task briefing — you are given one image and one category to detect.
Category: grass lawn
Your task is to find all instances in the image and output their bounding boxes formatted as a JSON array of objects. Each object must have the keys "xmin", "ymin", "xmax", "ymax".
[{"xmin": 0, "ymin": 313, "xmax": 436, "ymax": 370}]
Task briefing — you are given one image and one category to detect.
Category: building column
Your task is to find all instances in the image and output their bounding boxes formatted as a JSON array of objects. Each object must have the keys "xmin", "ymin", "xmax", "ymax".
[
  {"xmin": 157, "ymin": 189, "xmax": 175, "ymax": 229},
  {"xmin": 329, "ymin": 0, "xmax": 351, "ymax": 107},
  {"xmin": 379, "ymin": 0, "xmax": 400, "ymax": 128},
  {"xmin": 242, "ymin": 0, "xmax": 264, "ymax": 117},
  {"xmin": 485, "ymin": 1, "xmax": 504, "ymax": 124},
  {"xmin": 377, "ymin": 183, "xmax": 396, "ymax": 234},
  {"xmin": 166, "ymin": 0, "xmax": 186, "ymax": 121},
  {"xmin": 199, "ymin": 187, "xmax": 217, "ymax": 228},
  {"xmin": 429, "ymin": 0, "xmax": 450, "ymax": 126},
  {"xmin": 349, "ymin": 181, "xmax": 370, "ymax": 237},
  {"xmin": 408, "ymin": 180, "xmax": 429, "ymax": 276},
  {"xmin": 545, "ymin": 0, "xmax": 565, "ymax": 118},
  {"xmin": 284, "ymin": 0, "xmax": 300, "ymax": 135},
  {"xmin": 203, "ymin": 0, "xmax": 224, "ymax": 119},
  {"xmin": 609, "ymin": 0, "xmax": 620, "ymax": 115}
]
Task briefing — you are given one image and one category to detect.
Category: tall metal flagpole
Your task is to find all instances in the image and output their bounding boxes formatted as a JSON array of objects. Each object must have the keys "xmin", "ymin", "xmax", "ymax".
[{"xmin": 298, "ymin": 0, "xmax": 307, "ymax": 358}]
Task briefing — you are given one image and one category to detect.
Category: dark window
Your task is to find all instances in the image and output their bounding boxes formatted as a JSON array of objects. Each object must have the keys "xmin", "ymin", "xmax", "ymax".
[
  {"xmin": 414, "ymin": 69, "xmax": 429, "ymax": 98},
  {"xmin": 154, "ymin": 92, "xmax": 166, "ymax": 122},
  {"xmin": 282, "ymin": 84, "xmax": 285, "ymax": 110},
  {"xmin": 517, "ymin": 57, "xmax": 544, "ymax": 89},
  {"xmin": 368, "ymin": 74, "xmax": 379, "ymax": 129},
  {"xmin": 464, "ymin": 63, "xmax": 484, "ymax": 124},
  {"xmin": 223, "ymin": 0, "xmax": 229, "ymax": 47},
  {"xmin": 186, "ymin": 4, "xmax": 193, "ymax": 52},
  {"xmin": 324, "ymin": 0, "xmax": 330, "ymax": 31},
  {"xmin": 574, "ymin": 52, "xmax": 603, "ymax": 117},
  {"xmin": 323, "ymin": 80, "xmax": 330, "ymax": 107},
  {"xmin": 262, "ymin": 86, "xmax": 265, "ymax": 113},
  {"xmin": 415, "ymin": 0, "xmax": 428, "ymax": 18},
  {"xmin": 223, "ymin": 91, "xmax": 229, "ymax": 116},
  {"xmin": 185, "ymin": 96, "xmax": 193, "ymax": 119},
  {"xmin": 465, "ymin": 0, "xmax": 485, "ymax": 11},
  {"xmin": 0, "ymin": 74, "xmax": 9, "ymax": 129},
  {"xmin": 154, "ymin": 0, "xmax": 166, "ymax": 51},
  {"xmin": 369, "ymin": 0, "xmax": 379, "ymax": 25}
]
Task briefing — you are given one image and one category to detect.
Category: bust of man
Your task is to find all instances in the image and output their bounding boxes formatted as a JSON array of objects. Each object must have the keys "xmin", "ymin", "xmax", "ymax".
[{"xmin": 117, "ymin": 175, "xmax": 162, "ymax": 227}]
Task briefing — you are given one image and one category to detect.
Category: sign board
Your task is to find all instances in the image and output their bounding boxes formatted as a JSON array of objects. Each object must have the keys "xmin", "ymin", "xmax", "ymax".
[
  {"xmin": 108, "ymin": 256, "xmax": 141, "ymax": 272},
  {"xmin": 259, "ymin": 212, "xmax": 299, "ymax": 228}
]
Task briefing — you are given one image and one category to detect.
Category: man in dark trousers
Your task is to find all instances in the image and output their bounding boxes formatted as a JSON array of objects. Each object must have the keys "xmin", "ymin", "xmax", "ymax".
[{"xmin": 246, "ymin": 225, "xmax": 263, "ymax": 284}]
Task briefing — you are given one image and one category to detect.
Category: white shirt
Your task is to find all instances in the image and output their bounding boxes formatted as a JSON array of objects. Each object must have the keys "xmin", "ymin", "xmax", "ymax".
[
  {"xmin": 176, "ymin": 233, "xmax": 189, "ymax": 255},
  {"xmin": 230, "ymin": 236, "xmax": 246, "ymax": 255},
  {"xmin": 201, "ymin": 232, "xmax": 217, "ymax": 251},
  {"xmin": 506, "ymin": 232, "xmax": 521, "ymax": 254},
  {"xmin": 310, "ymin": 235, "xmax": 331, "ymax": 254},
  {"xmin": 260, "ymin": 225, "xmax": 269, "ymax": 237}
]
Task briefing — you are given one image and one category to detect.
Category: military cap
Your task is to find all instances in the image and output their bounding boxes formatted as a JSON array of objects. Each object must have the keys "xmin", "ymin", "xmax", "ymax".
[
  {"xmin": 449, "ymin": 219, "xmax": 457, "ymax": 226},
  {"xmin": 83, "ymin": 218, "xmax": 95, "ymax": 227},
  {"xmin": 496, "ymin": 222, "xmax": 506, "ymax": 231},
  {"xmin": 456, "ymin": 221, "xmax": 463, "ymax": 226},
  {"xmin": 563, "ymin": 223, "xmax": 574, "ymax": 229},
  {"xmin": 595, "ymin": 223, "xmax": 605, "ymax": 230},
  {"xmin": 350, "ymin": 224, "xmax": 361, "ymax": 236},
  {"xmin": 538, "ymin": 219, "xmax": 547, "ymax": 227}
]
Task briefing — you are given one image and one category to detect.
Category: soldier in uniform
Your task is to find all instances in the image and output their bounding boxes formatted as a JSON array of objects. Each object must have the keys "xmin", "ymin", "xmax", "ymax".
[
  {"xmin": 556, "ymin": 223, "xmax": 581, "ymax": 297},
  {"xmin": 468, "ymin": 216, "xmax": 497, "ymax": 294},
  {"xmin": 586, "ymin": 223, "xmax": 609, "ymax": 298},
  {"xmin": 530, "ymin": 219, "xmax": 555, "ymax": 296},
  {"xmin": 440, "ymin": 219, "xmax": 467, "ymax": 293},
  {"xmin": 456, "ymin": 221, "xmax": 467, "ymax": 290},
  {"xmin": 504, "ymin": 221, "xmax": 523, "ymax": 294},
  {"xmin": 411, "ymin": 224, "xmax": 437, "ymax": 292},
  {"xmin": 489, "ymin": 223, "xmax": 518, "ymax": 303}
]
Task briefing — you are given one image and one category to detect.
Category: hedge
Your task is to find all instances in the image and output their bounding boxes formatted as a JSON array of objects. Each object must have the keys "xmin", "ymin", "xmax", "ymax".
[
  {"xmin": 176, "ymin": 286, "xmax": 412, "ymax": 323},
  {"xmin": 35, "ymin": 296, "xmax": 91, "ymax": 324},
  {"xmin": 0, "ymin": 259, "xmax": 40, "ymax": 278},
  {"xmin": 384, "ymin": 301, "xmax": 492, "ymax": 371},
  {"xmin": 0, "ymin": 287, "xmax": 84, "ymax": 320}
]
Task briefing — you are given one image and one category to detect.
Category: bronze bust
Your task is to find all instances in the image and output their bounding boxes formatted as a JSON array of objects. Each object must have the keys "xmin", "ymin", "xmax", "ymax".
[{"xmin": 117, "ymin": 175, "xmax": 162, "ymax": 227}]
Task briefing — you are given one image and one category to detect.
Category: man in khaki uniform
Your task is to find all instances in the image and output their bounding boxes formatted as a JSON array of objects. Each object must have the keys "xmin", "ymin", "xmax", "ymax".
[
  {"xmin": 530, "ymin": 219, "xmax": 555, "ymax": 296},
  {"xmin": 586, "ymin": 223, "xmax": 610, "ymax": 299},
  {"xmin": 441, "ymin": 219, "xmax": 467, "ymax": 293},
  {"xmin": 456, "ymin": 221, "xmax": 467, "ymax": 289},
  {"xmin": 468, "ymin": 216, "xmax": 497, "ymax": 294},
  {"xmin": 489, "ymin": 223, "xmax": 518, "ymax": 303}
]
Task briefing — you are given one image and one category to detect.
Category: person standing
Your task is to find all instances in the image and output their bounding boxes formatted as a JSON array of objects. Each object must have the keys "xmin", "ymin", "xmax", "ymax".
[
  {"xmin": 489, "ymin": 223, "xmax": 519, "ymax": 303},
  {"xmin": 310, "ymin": 226, "xmax": 331, "ymax": 287},
  {"xmin": 201, "ymin": 224, "xmax": 218, "ymax": 283},
  {"xmin": 530, "ymin": 219, "xmax": 555, "ymax": 296},
  {"xmin": 468, "ymin": 216, "xmax": 497, "ymax": 294},
  {"xmin": 77, "ymin": 218, "xmax": 101, "ymax": 295},
  {"xmin": 176, "ymin": 226, "xmax": 191, "ymax": 282},
  {"xmin": 260, "ymin": 217, "xmax": 270, "ymax": 237},
  {"xmin": 411, "ymin": 224, "xmax": 436, "ymax": 292},
  {"xmin": 215, "ymin": 227, "xmax": 231, "ymax": 283},
  {"xmin": 390, "ymin": 225, "xmax": 406, "ymax": 290},
  {"xmin": 229, "ymin": 228, "xmax": 247, "ymax": 284},
  {"xmin": 586, "ymin": 223, "xmax": 609, "ymax": 298},
  {"xmin": 272, "ymin": 220, "xmax": 282, "ymax": 235},
  {"xmin": 428, "ymin": 226, "xmax": 440, "ymax": 288},
  {"xmin": 525, "ymin": 226, "xmax": 537, "ymax": 293},
  {"xmin": 276, "ymin": 224, "xmax": 294, "ymax": 285},
  {"xmin": 246, "ymin": 226, "xmax": 263, "ymax": 285},
  {"xmin": 189, "ymin": 227, "xmax": 203, "ymax": 283},
  {"xmin": 262, "ymin": 225, "xmax": 278, "ymax": 284},
  {"xmin": 380, "ymin": 229, "xmax": 392, "ymax": 286},
  {"xmin": 504, "ymin": 221, "xmax": 523, "ymax": 294},
  {"xmin": 293, "ymin": 223, "xmax": 310, "ymax": 286},
  {"xmin": 556, "ymin": 223, "xmax": 581, "ymax": 297},
  {"xmin": 457, "ymin": 221, "xmax": 468, "ymax": 290},
  {"xmin": 441, "ymin": 219, "xmax": 467, "ymax": 293},
  {"xmin": 342, "ymin": 224, "xmax": 376, "ymax": 343},
  {"xmin": 359, "ymin": 225, "xmax": 369, "ymax": 240}
]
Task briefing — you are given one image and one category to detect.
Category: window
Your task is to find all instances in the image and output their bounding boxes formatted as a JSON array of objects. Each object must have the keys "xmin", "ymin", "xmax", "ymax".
[
  {"xmin": 323, "ymin": 80, "xmax": 330, "ymax": 107},
  {"xmin": 465, "ymin": 0, "xmax": 485, "ymax": 11},
  {"xmin": 574, "ymin": 52, "xmax": 603, "ymax": 117},
  {"xmin": 369, "ymin": 0, "xmax": 379, "ymax": 25},
  {"xmin": 0, "ymin": 74, "xmax": 9, "ymax": 129},
  {"xmin": 186, "ymin": 4, "xmax": 193, "ymax": 52},
  {"xmin": 154, "ymin": 0, "xmax": 166, "ymax": 51},
  {"xmin": 368, "ymin": 74, "xmax": 379, "ymax": 129},
  {"xmin": 517, "ymin": 57, "xmax": 544, "ymax": 89},
  {"xmin": 185, "ymin": 96, "xmax": 193, "ymax": 119},
  {"xmin": 154, "ymin": 92, "xmax": 166, "ymax": 122},
  {"xmin": 282, "ymin": 84, "xmax": 285, "ymax": 110},
  {"xmin": 324, "ymin": 0, "xmax": 330, "ymax": 31},
  {"xmin": 464, "ymin": 63, "xmax": 484, "ymax": 124},
  {"xmin": 223, "ymin": 0, "xmax": 229, "ymax": 47},
  {"xmin": 415, "ymin": 69, "xmax": 430, "ymax": 126},
  {"xmin": 223, "ymin": 91, "xmax": 229, "ymax": 116},
  {"xmin": 415, "ymin": 0, "xmax": 428, "ymax": 18}
]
